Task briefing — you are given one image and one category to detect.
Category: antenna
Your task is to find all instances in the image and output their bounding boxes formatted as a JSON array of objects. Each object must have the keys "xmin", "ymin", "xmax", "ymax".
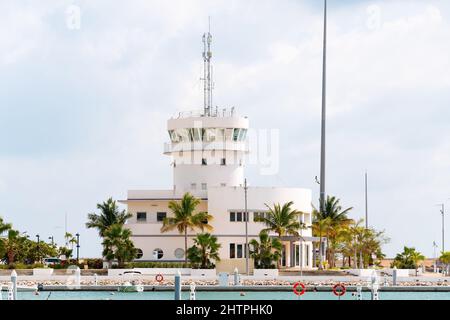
[{"xmin": 202, "ymin": 17, "xmax": 213, "ymax": 116}]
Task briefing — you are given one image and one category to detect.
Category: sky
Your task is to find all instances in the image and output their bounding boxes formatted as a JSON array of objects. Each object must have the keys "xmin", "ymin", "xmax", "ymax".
[{"xmin": 0, "ymin": 0, "xmax": 449, "ymax": 258}]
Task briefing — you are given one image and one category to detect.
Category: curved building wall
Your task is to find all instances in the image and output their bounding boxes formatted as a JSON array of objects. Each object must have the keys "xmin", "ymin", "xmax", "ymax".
[{"xmin": 166, "ymin": 115, "xmax": 249, "ymax": 192}]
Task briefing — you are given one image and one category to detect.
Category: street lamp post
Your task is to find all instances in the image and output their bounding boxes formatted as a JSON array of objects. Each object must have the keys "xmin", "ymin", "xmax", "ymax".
[
  {"xmin": 433, "ymin": 241, "xmax": 438, "ymax": 273},
  {"xmin": 319, "ymin": 0, "xmax": 327, "ymax": 215},
  {"xmin": 440, "ymin": 204, "xmax": 445, "ymax": 253},
  {"xmin": 48, "ymin": 236, "xmax": 54, "ymax": 246},
  {"xmin": 317, "ymin": 0, "xmax": 328, "ymax": 271},
  {"xmin": 244, "ymin": 179, "xmax": 249, "ymax": 275},
  {"xmin": 76, "ymin": 233, "xmax": 80, "ymax": 263}
]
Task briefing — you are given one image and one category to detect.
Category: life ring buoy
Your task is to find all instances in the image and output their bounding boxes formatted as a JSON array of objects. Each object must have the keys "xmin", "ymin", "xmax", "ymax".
[
  {"xmin": 293, "ymin": 282, "xmax": 306, "ymax": 296},
  {"xmin": 155, "ymin": 274, "xmax": 164, "ymax": 283},
  {"xmin": 332, "ymin": 283, "xmax": 346, "ymax": 297}
]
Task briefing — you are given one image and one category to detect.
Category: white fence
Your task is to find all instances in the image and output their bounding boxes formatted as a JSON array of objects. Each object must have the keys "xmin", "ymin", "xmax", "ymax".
[{"xmin": 106, "ymin": 268, "xmax": 220, "ymax": 277}]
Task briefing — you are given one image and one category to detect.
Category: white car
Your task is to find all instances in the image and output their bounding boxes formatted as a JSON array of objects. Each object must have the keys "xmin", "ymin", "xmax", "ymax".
[{"xmin": 42, "ymin": 257, "xmax": 61, "ymax": 266}]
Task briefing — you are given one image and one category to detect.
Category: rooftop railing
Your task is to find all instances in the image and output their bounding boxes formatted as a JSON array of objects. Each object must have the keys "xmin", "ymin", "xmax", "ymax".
[{"xmin": 172, "ymin": 107, "xmax": 239, "ymax": 119}]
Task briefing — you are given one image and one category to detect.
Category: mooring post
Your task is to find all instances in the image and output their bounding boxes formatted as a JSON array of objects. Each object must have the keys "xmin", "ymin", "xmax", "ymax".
[
  {"xmin": 11, "ymin": 270, "xmax": 17, "ymax": 300},
  {"xmin": 174, "ymin": 270, "xmax": 181, "ymax": 300},
  {"xmin": 233, "ymin": 268, "xmax": 239, "ymax": 286},
  {"xmin": 371, "ymin": 283, "xmax": 379, "ymax": 300},
  {"xmin": 356, "ymin": 285, "xmax": 363, "ymax": 300},
  {"xmin": 75, "ymin": 267, "xmax": 81, "ymax": 287},
  {"xmin": 392, "ymin": 267, "xmax": 397, "ymax": 286},
  {"xmin": 189, "ymin": 282, "xmax": 196, "ymax": 300}
]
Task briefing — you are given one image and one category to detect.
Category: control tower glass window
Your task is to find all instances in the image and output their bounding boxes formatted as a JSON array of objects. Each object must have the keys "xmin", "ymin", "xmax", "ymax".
[
  {"xmin": 217, "ymin": 128, "xmax": 225, "ymax": 141},
  {"xmin": 233, "ymin": 128, "xmax": 240, "ymax": 141},
  {"xmin": 204, "ymin": 128, "xmax": 216, "ymax": 142}
]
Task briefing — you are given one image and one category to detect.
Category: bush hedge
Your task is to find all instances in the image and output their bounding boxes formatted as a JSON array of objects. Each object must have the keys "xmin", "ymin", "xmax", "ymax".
[{"xmin": 124, "ymin": 262, "xmax": 191, "ymax": 269}]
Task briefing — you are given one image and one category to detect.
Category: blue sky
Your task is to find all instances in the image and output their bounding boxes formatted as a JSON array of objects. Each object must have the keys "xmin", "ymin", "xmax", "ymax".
[{"xmin": 1, "ymin": 0, "xmax": 450, "ymax": 258}]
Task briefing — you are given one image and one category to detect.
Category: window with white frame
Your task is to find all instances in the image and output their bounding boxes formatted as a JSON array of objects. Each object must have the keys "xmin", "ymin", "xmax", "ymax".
[
  {"xmin": 136, "ymin": 212, "xmax": 147, "ymax": 222},
  {"xmin": 229, "ymin": 243, "xmax": 247, "ymax": 259}
]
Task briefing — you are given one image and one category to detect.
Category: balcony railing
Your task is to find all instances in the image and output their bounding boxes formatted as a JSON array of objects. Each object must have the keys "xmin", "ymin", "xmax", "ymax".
[{"xmin": 164, "ymin": 141, "xmax": 249, "ymax": 154}]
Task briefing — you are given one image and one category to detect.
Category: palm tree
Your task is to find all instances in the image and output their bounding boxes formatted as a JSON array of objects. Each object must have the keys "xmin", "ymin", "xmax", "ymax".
[
  {"xmin": 161, "ymin": 193, "xmax": 213, "ymax": 263},
  {"xmin": 0, "ymin": 229, "xmax": 22, "ymax": 265},
  {"xmin": 102, "ymin": 224, "xmax": 137, "ymax": 268},
  {"xmin": 249, "ymin": 231, "xmax": 283, "ymax": 269},
  {"xmin": 392, "ymin": 246, "xmax": 425, "ymax": 269},
  {"xmin": 341, "ymin": 219, "xmax": 388, "ymax": 268},
  {"xmin": 311, "ymin": 215, "xmax": 331, "ymax": 270},
  {"xmin": 64, "ymin": 232, "xmax": 77, "ymax": 250},
  {"xmin": 439, "ymin": 252, "xmax": 450, "ymax": 275},
  {"xmin": 86, "ymin": 198, "xmax": 132, "ymax": 237},
  {"xmin": 256, "ymin": 201, "xmax": 304, "ymax": 268},
  {"xmin": 258, "ymin": 201, "xmax": 304, "ymax": 237},
  {"xmin": 0, "ymin": 217, "xmax": 12, "ymax": 235},
  {"xmin": 313, "ymin": 196, "xmax": 353, "ymax": 268},
  {"xmin": 187, "ymin": 233, "xmax": 221, "ymax": 269}
]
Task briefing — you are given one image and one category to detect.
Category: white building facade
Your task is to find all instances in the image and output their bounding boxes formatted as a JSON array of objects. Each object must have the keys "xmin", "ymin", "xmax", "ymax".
[{"xmin": 120, "ymin": 31, "xmax": 317, "ymax": 272}]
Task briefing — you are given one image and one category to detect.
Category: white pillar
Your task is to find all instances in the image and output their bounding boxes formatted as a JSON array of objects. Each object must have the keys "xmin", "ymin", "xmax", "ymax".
[
  {"xmin": 75, "ymin": 267, "xmax": 81, "ymax": 287},
  {"xmin": 11, "ymin": 270, "xmax": 17, "ymax": 300}
]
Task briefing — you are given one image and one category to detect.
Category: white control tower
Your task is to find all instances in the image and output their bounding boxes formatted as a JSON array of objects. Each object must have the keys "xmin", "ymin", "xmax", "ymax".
[{"xmin": 163, "ymin": 30, "xmax": 249, "ymax": 196}]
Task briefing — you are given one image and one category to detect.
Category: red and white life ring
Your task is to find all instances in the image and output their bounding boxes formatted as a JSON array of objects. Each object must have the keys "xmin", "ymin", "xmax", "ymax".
[
  {"xmin": 332, "ymin": 283, "xmax": 346, "ymax": 297},
  {"xmin": 155, "ymin": 274, "xmax": 164, "ymax": 283},
  {"xmin": 293, "ymin": 282, "xmax": 306, "ymax": 296}
]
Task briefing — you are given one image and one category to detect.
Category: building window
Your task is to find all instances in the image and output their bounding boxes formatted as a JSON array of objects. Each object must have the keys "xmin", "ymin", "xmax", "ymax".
[
  {"xmin": 136, "ymin": 248, "xmax": 143, "ymax": 259},
  {"xmin": 230, "ymin": 243, "xmax": 235, "ymax": 259},
  {"xmin": 157, "ymin": 212, "xmax": 167, "ymax": 222},
  {"xmin": 254, "ymin": 212, "xmax": 266, "ymax": 222},
  {"xmin": 202, "ymin": 158, "xmax": 207, "ymax": 166},
  {"xmin": 233, "ymin": 128, "xmax": 240, "ymax": 141},
  {"xmin": 153, "ymin": 248, "xmax": 164, "ymax": 260},
  {"xmin": 221, "ymin": 158, "xmax": 226, "ymax": 165},
  {"xmin": 191, "ymin": 183, "xmax": 197, "ymax": 190},
  {"xmin": 230, "ymin": 211, "xmax": 248, "ymax": 222},
  {"xmin": 136, "ymin": 212, "xmax": 147, "ymax": 222},
  {"xmin": 237, "ymin": 244, "xmax": 243, "ymax": 258},
  {"xmin": 201, "ymin": 183, "xmax": 207, "ymax": 190},
  {"xmin": 230, "ymin": 243, "xmax": 247, "ymax": 259},
  {"xmin": 174, "ymin": 248, "xmax": 185, "ymax": 259}
]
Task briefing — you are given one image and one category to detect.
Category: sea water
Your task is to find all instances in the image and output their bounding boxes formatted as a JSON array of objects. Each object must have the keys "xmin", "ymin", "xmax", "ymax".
[{"xmin": 13, "ymin": 290, "xmax": 450, "ymax": 300}]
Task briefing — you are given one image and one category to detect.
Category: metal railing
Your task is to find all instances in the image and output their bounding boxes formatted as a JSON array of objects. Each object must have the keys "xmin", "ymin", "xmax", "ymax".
[
  {"xmin": 164, "ymin": 141, "xmax": 249, "ymax": 154},
  {"xmin": 172, "ymin": 107, "xmax": 238, "ymax": 119}
]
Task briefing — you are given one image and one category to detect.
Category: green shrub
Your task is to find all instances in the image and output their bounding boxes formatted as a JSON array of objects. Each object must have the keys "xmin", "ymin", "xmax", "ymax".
[{"xmin": 125, "ymin": 261, "xmax": 190, "ymax": 268}]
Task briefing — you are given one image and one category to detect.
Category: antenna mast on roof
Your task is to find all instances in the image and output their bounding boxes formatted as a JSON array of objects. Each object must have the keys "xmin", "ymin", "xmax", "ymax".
[{"xmin": 202, "ymin": 17, "xmax": 213, "ymax": 116}]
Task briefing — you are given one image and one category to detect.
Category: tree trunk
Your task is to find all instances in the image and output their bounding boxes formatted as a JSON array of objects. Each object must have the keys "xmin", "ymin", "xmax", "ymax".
[
  {"xmin": 318, "ymin": 230, "xmax": 323, "ymax": 270},
  {"xmin": 277, "ymin": 232, "xmax": 283, "ymax": 270},
  {"xmin": 359, "ymin": 250, "xmax": 363, "ymax": 269}
]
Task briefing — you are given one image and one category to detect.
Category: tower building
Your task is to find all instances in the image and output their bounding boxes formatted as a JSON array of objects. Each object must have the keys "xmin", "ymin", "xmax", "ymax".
[{"xmin": 120, "ymin": 31, "xmax": 318, "ymax": 272}]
